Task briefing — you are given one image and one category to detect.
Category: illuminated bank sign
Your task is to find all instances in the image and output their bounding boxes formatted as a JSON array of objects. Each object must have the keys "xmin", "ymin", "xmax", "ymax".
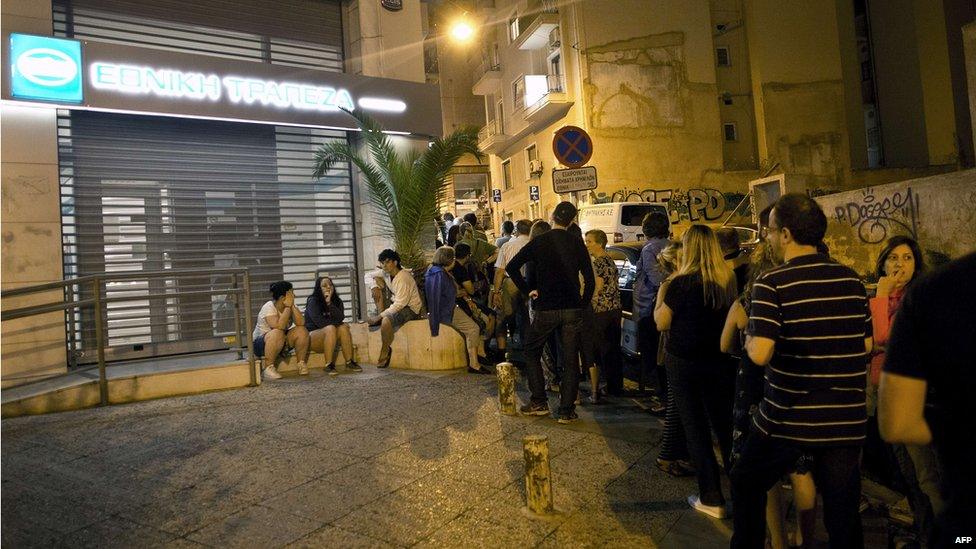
[
  {"xmin": 4, "ymin": 33, "xmax": 439, "ymax": 135},
  {"xmin": 9, "ymin": 34, "xmax": 83, "ymax": 102},
  {"xmin": 88, "ymin": 63, "xmax": 396, "ymax": 113}
]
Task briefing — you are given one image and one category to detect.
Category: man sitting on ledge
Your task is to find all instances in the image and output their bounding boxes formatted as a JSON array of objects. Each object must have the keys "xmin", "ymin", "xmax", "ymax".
[
  {"xmin": 254, "ymin": 281, "xmax": 310, "ymax": 380},
  {"xmin": 367, "ymin": 249, "xmax": 423, "ymax": 369}
]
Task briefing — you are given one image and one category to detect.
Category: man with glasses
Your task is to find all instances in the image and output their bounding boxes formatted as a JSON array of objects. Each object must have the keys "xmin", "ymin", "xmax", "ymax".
[
  {"xmin": 366, "ymin": 249, "xmax": 423, "ymax": 369},
  {"xmin": 730, "ymin": 194, "xmax": 872, "ymax": 548}
]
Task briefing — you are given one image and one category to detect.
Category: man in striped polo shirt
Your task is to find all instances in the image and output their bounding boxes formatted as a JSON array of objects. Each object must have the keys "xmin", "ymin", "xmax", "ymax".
[{"xmin": 730, "ymin": 194, "xmax": 873, "ymax": 548}]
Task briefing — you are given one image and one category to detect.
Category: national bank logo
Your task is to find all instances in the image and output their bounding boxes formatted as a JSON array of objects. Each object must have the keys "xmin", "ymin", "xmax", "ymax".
[{"xmin": 10, "ymin": 34, "xmax": 83, "ymax": 102}]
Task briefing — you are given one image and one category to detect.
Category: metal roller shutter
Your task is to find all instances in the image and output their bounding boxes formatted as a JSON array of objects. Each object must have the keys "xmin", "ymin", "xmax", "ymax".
[
  {"xmin": 59, "ymin": 111, "xmax": 357, "ymax": 364},
  {"xmin": 52, "ymin": 0, "xmax": 356, "ymax": 365}
]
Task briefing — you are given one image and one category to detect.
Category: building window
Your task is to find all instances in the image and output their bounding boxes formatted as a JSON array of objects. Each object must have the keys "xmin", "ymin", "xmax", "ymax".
[
  {"xmin": 502, "ymin": 159, "xmax": 513, "ymax": 190},
  {"xmin": 509, "ymin": 15, "xmax": 520, "ymax": 42},
  {"xmin": 512, "ymin": 77, "xmax": 525, "ymax": 111},
  {"xmin": 525, "ymin": 144, "xmax": 538, "ymax": 175},
  {"xmin": 723, "ymin": 123, "xmax": 738, "ymax": 142},
  {"xmin": 716, "ymin": 46, "xmax": 731, "ymax": 67}
]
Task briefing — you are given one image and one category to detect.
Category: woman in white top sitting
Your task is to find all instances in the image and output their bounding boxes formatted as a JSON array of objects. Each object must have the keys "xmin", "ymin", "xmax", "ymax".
[
  {"xmin": 366, "ymin": 249, "xmax": 423, "ymax": 368},
  {"xmin": 253, "ymin": 281, "xmax": 310, "ymax": 380}
]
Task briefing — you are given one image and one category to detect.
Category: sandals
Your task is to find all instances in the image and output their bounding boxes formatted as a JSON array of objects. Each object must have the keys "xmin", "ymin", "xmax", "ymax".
[{"xmin": 656, "ymin": 458, "xmax": 696, "ymax": 477}]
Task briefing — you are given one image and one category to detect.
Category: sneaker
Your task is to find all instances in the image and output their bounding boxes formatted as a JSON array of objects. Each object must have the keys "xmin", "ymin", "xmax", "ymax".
[
  {"xmin": 687, "ymin": 495, "xmax": 726, "ymax": 519},
  {"xmin": 520, "ymin": 402, "xmax": 550, "ymax": 416},
  {"xmin": 297, "ymin": 361, "xmax": 309, "ymax": 376},
  {"xmin": 345, "ymin": 361, "xmax": 362, "ymax": 372},
  {"xmin": 556, "ymin": 411, "xmax": 578, "ymax": 424},
  {"xmin": 262, "ymin": 366, "xmax": 282, "ymax": 380},
  {"xmin": 324, "ymin": 363, "xmax": 338, "ymax": 376}
]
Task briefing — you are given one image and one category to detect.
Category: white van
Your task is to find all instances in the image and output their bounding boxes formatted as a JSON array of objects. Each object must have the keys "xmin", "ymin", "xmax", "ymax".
[{"xmin": 578, "ymin": 202, "xmax": 669, "ymax": 243}]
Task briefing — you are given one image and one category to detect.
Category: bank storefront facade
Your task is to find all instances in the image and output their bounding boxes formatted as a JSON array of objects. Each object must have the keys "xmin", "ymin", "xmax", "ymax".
[{"xmin": 1, "ymin": 0, "xmax": 439, "ymax": 381}]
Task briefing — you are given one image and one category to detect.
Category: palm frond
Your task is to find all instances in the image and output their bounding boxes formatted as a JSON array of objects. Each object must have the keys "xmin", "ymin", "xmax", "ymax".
[{"xmin": 312, "ymin": 111, "xmax": 484, "ymax": 268}]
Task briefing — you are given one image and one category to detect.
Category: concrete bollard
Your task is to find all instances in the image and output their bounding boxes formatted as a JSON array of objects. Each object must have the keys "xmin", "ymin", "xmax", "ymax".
[
  {"xmin": 522, "ymin": 434, "xmax": 554, "ymax": 515},
  {"xmin": 496, "ymin": 362, "xmax": 517, "ymax": 415}
]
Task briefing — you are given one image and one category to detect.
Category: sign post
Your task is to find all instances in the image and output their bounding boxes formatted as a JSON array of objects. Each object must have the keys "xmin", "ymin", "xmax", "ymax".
[
  {"xmin": 492, "ymin": 189, "xmax": 502, "ymax": 203},
  {"xmin": 529, "ymin": 185, "xmax": 540, "ymax": 201}
]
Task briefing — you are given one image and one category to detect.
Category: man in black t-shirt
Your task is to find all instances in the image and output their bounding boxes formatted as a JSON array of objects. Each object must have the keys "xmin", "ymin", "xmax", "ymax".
[
  {"xmin": 880, "ymin": 252, "xmax": 976, "ymax": 547},
  {"xmin": 507, "ymin": 201, "xmax": 595, "ymax": 423}
]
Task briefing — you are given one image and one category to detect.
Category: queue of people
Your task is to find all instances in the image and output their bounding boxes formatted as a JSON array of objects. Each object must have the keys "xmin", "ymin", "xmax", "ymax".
[{"xmin": 252, "ymin": 194, "xmax": 972, "ymax": 547}]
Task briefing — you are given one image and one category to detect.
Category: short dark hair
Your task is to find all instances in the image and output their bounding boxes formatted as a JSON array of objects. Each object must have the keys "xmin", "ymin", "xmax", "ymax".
[
  {"xmin": 875, "ymin": 235, "xmax": 925, "ymax": 283},
  {"xmin": 641, "ymin": 211, "xmax": 670, "ymax": 239},
  {"xmin": 378, "ymin": 249, "xmax": 401, "ymax": 268},
  {"xmin": 270, "ymin": 281, "xmax": 293, "ymax": 301},
  {"xmin": 567, "ymin": 222, "xmax": 583, "ymax": 240},
  {"xmin": 771, "ymin": 193, "xmax": 826, "ymax": 246},
  {"xmin": 585, "ymin": 229, "xmax": 608, "ymax": 247},
  {"xmin": 454, "ymin": 242, "xmax": 472, "ymax": 259},
  {"xmin": 442, "ymin": 212, "xmax": 454, "ymax": 221},
  {"xmin": 463, "ymin": 212, "xmax": 478, "ymax": 225},
  {"xmin": 716, "ymin": 227, "xmax": 740, "ymax": 254},
  {"xmin": 552, "ymin": 201, "xmax": 577, "ymax": 226},
  {"xmin": 515, "ymin": 219, "xmax": 532, "ymax": 236},
  {"xmin": 501, "ymin": 220, "xmax": 514, "ymax": 235}
]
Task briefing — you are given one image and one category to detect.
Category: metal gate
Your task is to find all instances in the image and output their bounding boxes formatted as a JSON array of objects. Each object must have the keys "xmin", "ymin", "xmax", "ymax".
[{"xmin": 58, "ymin": 111, "xmax": 358, "ymax": 365}]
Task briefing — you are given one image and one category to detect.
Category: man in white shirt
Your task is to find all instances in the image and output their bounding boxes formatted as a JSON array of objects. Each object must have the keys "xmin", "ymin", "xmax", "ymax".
[
  {"xmin": 367, "ymin": 249, "xmax": 423, "ymax": 368},
  {"xmin": 253, "ymin": 281, "xmax": 310, "ymax": 379},
  {"xmin": 490, "ymin": 219, "xmax": 532, "ymax": 358}
]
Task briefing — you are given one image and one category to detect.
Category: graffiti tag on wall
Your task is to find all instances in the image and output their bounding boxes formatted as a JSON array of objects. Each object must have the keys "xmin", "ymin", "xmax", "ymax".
[
  {"xmin": 607, "ymin": 187, "xmax": 746, "ymax": 222},
  {"xmin": 833, "ymin": 187, "xmax": 920, "ymax": 244}
]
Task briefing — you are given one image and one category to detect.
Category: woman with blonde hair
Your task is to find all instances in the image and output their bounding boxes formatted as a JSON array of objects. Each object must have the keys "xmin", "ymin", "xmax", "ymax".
[{"xmin": 654, "ymin": 224, "xmax": 737, "ymax": 519}]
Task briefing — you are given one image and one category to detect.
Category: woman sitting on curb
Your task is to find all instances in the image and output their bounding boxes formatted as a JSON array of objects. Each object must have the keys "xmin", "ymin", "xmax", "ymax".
[{"xmin": 305, "ymin": 275, "xmax": 361, "ymax": 375}]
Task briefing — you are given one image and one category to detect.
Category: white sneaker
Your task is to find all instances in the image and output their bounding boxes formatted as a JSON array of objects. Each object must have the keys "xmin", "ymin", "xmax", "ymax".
[
  {"xmin": 262, "ymin": 365, "xmax": 282, "ymax": 380},
  {"xmin": 687, "ymin": 495, "xmax": 726, "ymax": 519},
  {"xmin": 297, "ymin": 361, "xmax": 309, "ymax": 376}
]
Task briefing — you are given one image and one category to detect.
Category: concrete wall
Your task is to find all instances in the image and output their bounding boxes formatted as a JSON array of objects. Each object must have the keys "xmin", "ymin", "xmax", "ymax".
[
  {"xmin": 344, "ymin": 0, "xmax": 427, "ymax": 84},
  {"xmin": 1, "ymin": 0, "xmax": 68, "ymax": 388},
  {"xmin": 744, "ymin": 0, "xmax": 852, "ymax": 188},
  {"xmin": 711, "ymin": 0, "xmax": 759, "ymax": 171},
  {"xmin": 815, "ymin": 169, "xmax": 976, "ymax": 278}
]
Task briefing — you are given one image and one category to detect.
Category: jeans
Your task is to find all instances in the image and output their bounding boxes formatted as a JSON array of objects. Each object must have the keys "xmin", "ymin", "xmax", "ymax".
[
  {"xmin": 524, "ymin": 308, "xmax": 583, "ymax": 415},
  {"xmin": 665, "ymin": 352, "xmax": 735, "ymax": 506},
  {"xmin": 730, "ymin": 427, "xmax": 863, "ymax": 549},
  {"xmin": 583, "ymin": 308, "xmax": 623, "ymax": 394},
  {"xmin": 637, "ymin": 315, "xmax": 666, "ymax": 393}
]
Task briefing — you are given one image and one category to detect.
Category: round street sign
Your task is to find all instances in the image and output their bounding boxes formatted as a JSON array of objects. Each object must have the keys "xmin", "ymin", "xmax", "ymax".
[{"xmin": 552, "ymin": 125, "xmax": 593, "ymax": 168}]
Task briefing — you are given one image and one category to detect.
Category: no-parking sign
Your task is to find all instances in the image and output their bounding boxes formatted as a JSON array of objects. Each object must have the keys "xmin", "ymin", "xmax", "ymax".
[{"xmin": 552, "ymin": 125, "xmax": 593, "ymax": 168}]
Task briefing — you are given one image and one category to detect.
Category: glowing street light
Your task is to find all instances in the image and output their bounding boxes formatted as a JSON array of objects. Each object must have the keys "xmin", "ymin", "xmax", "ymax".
[{"xmin": 450, "ymin": 19, "xmax": 475, "ymax": 42}]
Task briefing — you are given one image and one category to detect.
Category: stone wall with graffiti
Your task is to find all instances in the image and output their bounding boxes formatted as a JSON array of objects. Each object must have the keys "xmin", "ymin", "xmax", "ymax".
[
  {"xmin": 814, "ymin": 169, "xmax": 976, "ymax": 278},
  {"xmin": 594, "ymin": 187, "xmax": 750, "ymax": 224}
]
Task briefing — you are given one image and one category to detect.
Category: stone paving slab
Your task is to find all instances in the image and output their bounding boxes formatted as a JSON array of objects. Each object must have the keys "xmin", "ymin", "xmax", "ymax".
[{"xmin": 2, "ymin": 365, "xmax": 738, "ymax": 548}]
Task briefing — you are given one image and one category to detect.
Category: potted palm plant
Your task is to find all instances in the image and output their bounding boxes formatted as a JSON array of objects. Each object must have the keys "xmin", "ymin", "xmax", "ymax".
[{"xmin": 313, "ymin": 108, "xmax": 482, "ymax": 270}]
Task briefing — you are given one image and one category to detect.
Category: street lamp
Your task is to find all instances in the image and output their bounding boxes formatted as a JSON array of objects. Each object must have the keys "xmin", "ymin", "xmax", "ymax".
[{"xmin": 450, "ymin": 19, "xmax": 475, "ymax": 42}]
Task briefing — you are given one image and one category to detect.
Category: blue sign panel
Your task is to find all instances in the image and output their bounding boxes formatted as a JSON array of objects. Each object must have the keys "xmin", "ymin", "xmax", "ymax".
[
  {"xmin": 552, "ymin": 125, "xmax": 593, "ymax": 169},
  {"xmin": 492, "ymin": 189, "xmax": 502, "ymax": 203},
  {"xmin": 529, "ymin": 185, "xmax": 540, "ymax": 201},
  {"xmin": 10, "ymin": 34, "xmax": 83, "ymax": 103}
]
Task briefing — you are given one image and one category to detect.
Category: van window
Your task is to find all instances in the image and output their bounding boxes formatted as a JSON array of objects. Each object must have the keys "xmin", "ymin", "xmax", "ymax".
[{"xmin": 621, "ymin": 204, "xmax": 666, "ymax": 226}]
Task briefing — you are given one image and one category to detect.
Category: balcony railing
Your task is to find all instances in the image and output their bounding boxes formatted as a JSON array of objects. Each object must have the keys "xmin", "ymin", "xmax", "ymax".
[
  {"xmin": 471, "ymin": 59, "xmax": 502, "ymax": 95},
  {"xmin": 516, "ymin": 74, "xmax": 565, "ymax": 113},
  {"xmin": 514, "ymin": 0, "xmax": 559, "ymax": 49},
  {"xmin": 478, "ymin": 118, "xmax": 504, "ymax": 142}
]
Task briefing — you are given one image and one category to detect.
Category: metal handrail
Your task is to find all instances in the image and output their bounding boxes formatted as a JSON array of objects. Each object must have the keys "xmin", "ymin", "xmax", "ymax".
[{"xmin": 1, "ymin": 268, "xmax": 257, "ymax": 405}]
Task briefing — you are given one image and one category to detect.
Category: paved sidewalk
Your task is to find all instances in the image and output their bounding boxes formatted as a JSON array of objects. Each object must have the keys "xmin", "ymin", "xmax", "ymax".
[{"xmin": 2, "ymin": 366, "xmax": 736, "ymax": 548}]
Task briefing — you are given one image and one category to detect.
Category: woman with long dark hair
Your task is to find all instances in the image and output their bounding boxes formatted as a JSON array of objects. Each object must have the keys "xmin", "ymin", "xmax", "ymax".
[
  {"xmin": 869, "ymin": 236, "xmax": 942, "ymax": 544},
  {"xmin": 654, "ymin": 224, "xmax": 737, "ymax": 519},
  {"xmin": 305, "ymin": 276, "xmax": 361, "ymax": 374}
]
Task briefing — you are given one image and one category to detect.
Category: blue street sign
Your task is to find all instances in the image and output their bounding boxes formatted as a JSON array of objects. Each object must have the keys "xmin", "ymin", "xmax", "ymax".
[
  {"xmin": 492, "ymin": 189, "xmax": 502, "ymax": 202},
  {"xmin": 552, "ymin": 125, "xmax": 593, "ymax": 168},
  {"xmin": 10, "ymin": 34, "xmax": 83, "ymax": 103},
  {"xmin": 529, "ymin": 185, "xmax": 540, "ymax": 201}
]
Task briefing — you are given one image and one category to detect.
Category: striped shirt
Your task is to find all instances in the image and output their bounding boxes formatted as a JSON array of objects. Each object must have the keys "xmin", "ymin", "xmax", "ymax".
[{"xmin": 747, "ymin": 253, "xmax": 871, "ymax": 446}]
